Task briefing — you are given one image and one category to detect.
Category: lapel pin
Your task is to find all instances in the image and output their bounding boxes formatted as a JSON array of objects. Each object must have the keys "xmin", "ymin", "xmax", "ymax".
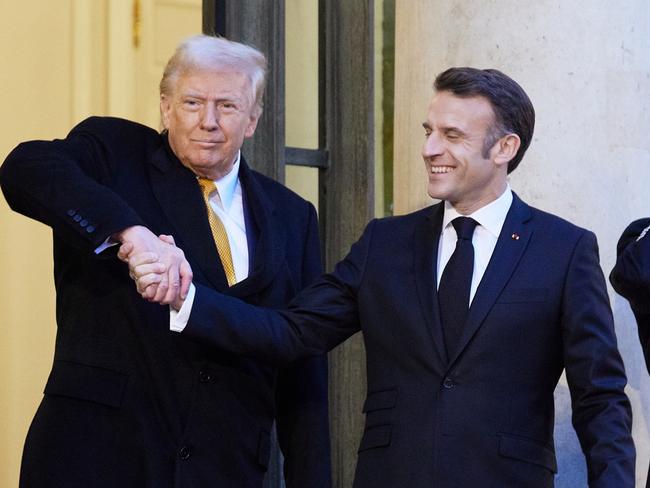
[{"xmin": 511, "ymin": 233, "xmax": 520, "ymax": 241}]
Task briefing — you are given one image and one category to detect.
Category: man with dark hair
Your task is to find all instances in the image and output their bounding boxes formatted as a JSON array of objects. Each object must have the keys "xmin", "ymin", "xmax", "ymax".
[
  {"xmin": 0, "ymin": 35, "xmax": 330, "ymax": 488},
  {"xmin": 610, "ymin": 218, "xmax": 650, "ymax": 486},
  {"xmin": 433, "ymin": 67, "xmax": 535, "ymax": 173},
  {"xmin": 131, "ymin": 67, "xmax": 635, "ymax": 487}
]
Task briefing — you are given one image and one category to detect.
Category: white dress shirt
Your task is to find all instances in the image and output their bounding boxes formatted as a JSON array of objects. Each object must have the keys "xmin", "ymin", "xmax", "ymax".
[
  {"xmin": 437, "ymin": 186, "xmax": 513, "ymax": 305},
  {"xmin": 171, "ymin": 152, "xmax": 248, "ymax": 331}
]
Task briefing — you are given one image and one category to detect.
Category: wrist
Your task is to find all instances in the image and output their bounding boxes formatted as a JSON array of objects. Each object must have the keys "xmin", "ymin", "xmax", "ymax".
[{"xmin": 113, "ymin": 225, "xmax": 148, "ymax": 244}]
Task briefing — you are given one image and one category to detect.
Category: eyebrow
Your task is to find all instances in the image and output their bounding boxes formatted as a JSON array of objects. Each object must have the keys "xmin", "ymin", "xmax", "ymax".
[
  {"xmin": 178, "ymin": 94, "xmax": 206, "ymax": 104},
  {"xmin": 181, "ymin": 91, "xmax": 242, "ymax": 103},
  {"xmin": 421, "ymin": 122, "xmax": 467, "ymax": 136},
  {"xmin": 444, "ymin": 127, "xmax": 466, "ymax": 136}
]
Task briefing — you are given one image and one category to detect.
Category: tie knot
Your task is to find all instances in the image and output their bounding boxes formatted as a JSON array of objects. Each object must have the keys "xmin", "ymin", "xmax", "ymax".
[
  {"xmin": 198, "ymin": 177, "xmax": 217, "ymax": 198},
  {"xmin": 452, "ymin": 217, "xmax": 478, "ymax": 241}
]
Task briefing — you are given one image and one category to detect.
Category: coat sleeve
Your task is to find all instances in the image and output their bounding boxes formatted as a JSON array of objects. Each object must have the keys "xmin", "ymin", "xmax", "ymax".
[
  {"xmin": 610, "ymin": 217, "xmax": 650, "ymax": 375},
  {"xmin": 186, "ymin": 216, "xmax": 375, "ymax": 488},
  {"xmin": 561, "ymin": 231, "xmax": 635, "ymax": 488},
  {"xmin": 274, "ymin": 202, "xmax": 331, "ymax": 488},
  {"xmin": 0, "ymin": 117, "xmax": 146, "ymax": 252},
  {"xmin": 185, "ymin": 218, "xmax": 375, "ymax": 363}
]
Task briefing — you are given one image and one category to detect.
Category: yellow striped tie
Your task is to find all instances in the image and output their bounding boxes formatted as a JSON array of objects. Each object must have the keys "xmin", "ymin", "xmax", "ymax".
[{"xmin": 197, "ymin": 177, "xmax": 236, "ymax": 286}]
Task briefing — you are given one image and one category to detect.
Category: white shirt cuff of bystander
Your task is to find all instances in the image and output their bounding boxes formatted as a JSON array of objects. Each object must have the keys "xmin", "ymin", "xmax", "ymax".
[{"xmin": 170, "ymin": 283, "xmax": 196, "ymax": 332}]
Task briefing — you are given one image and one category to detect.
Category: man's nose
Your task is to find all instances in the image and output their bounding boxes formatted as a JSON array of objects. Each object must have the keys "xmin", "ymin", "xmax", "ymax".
[
  {"xmin": 200, "ymin": 104, "xmax": 219, "ymax": 130},
  {"xmin": 422, "ymin": 132, "xmax": 443, "ymax": 158}
]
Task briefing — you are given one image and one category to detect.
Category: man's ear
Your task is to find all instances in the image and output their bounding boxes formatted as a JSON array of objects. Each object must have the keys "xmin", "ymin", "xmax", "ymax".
[
  {"xmin": 244, "ymin": 109, "xmax": 261, "ymax": 138},
  {"xmin": 493, "ymin": 133, "xmax": 521, "ymax": 169},
  {"xmin": 160, "ymin": 94, "xmax": 171, "ymax": 129}
]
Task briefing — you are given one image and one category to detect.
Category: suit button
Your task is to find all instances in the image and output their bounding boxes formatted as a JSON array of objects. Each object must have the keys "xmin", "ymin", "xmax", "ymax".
[
  {"xmin": 178, "ymin": 446, "xmax": 191, "ymax": 460},
  {"xmin": 86, "ymin": 225, "xmax": 95, "ymax": 233},
  {"xmin": 67, "ymin": 209, "xmax": 76, "ymax": 217},
  {"xmin": 73, "ymin": 215, "xmax": 82, "ymax": 222},
  {"xmin": 443, "ymin": 378, "xmax": 454, "ymax": 389},
  {"xmin": 199, "ymin": 370, "xmax": 212, "ymax": 383},
  {"xmin": 80, "ymin": 219, "xmax": 88, "ymax": 227}
]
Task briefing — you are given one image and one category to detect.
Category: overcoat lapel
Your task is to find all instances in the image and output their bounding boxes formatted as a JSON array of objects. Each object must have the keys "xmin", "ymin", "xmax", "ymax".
[
  {"xmin": 447, "ymin": 193, "xmax": 533, "ymax": 366},
  {"xmin": 227, "ymin": 158, "xmax": 287, "ymax": 299},
  {"xmin": 413, "ymin": 202, "xmax": 448, "ymax": 366}
]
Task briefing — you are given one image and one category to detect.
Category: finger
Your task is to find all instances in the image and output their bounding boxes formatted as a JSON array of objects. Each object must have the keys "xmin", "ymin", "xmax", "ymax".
[
  {"xmin": 141, "ymin": 284, "xmax": 158, "ymax": 300},
  {"xmin": 159, "ymin": 234, "xmax": 176, "ymax": 246},
  {"xmin": 179, "ymin": 259, "xmax": 193, "ymax": 300},
  {"xmin": 138, "ymin": 282, "xmax": 159, "ymax": 301},
  {"xmin": 128, "ymin": 251, "xmax": 160, "ymax": 268},
  {"xmin": 171, "ymin": 295, "xmax": 185, "ymax": 311},
  {"xmin": 135, "ymin": 273, "xmax": 163, "ymax": 294},
  {"xmin": 151, "ymin": 266, "xmax": 170, "ymax": 303},
  {"xmin": 118, "ymin": 242, "xmax": 134, "ymax": 262},
  {"xmin": 131, "ymin": 262, "xmax": 167, "ymax": 280},
  {"xmin": 161, "ymin": 261, "xmax": 181, "ymax": 305}
]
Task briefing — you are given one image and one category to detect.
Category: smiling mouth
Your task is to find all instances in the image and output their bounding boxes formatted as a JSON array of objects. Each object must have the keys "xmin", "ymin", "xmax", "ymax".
[{"xmin": 430, "ymin": 165, "xmax": 455, "ymax": 174}]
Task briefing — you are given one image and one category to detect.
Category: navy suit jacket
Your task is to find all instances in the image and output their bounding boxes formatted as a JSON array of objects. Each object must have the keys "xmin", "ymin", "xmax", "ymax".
[
  {"xmin": 0, "ymin": 116, "xmax": 331, "ymax": 488},
  {"xmin": 186, "ymin": 194, "xmax": 635, "ymax": 488}
]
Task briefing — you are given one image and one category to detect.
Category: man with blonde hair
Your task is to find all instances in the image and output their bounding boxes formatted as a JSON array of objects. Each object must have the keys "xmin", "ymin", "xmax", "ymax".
[{"xmin": 0, "ymin": 35, "xmax": 330, "ymax": 487}]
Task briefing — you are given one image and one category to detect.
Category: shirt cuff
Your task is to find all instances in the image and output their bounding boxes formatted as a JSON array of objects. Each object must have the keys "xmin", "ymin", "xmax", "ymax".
[
  {"xmin": 94, "ymin": 236, "xmax": 118, "ymax": 254},
  {"xmin": 170, "ymin": 283, "xmax": 196, "ymax": 332}
]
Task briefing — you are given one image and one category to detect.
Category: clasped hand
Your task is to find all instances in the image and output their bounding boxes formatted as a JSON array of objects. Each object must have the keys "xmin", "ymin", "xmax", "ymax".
[{"xmin": 116, "ymin": 225, "xmax": 192, "ymax": 309}]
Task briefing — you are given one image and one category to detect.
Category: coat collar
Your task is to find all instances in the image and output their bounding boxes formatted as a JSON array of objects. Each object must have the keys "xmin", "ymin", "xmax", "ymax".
[
  {"xmin": 148, "ymin": 136, "xmax": 285, "ymax": 298},
  {"xmin": 230, "ymin": 157, "xmax": 286, "ymax": 298}
]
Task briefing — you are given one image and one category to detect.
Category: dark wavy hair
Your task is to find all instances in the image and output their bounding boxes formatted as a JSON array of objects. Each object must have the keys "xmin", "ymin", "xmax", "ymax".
[{"xmin": 434, "ymin": 67, "xmax": 535, "ymax": 173}]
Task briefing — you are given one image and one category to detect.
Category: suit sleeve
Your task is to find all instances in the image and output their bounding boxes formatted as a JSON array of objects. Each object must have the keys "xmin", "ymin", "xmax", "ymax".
[
  {"xmin": 275, "ymin": 203, "xmax": 332, "ymax": 488},
  {"xmin": 561, "ymin": 231, "xmax": 635, "ymax": 488},
  {"xmin": 0, "ymin": 117, "xmax": 146, "ymax": 252},
  {"xmin": 610, "ymin": 217, "xmax": 650, "ymax": 374},
  {"xmin": 185, "ymin": 219, "xmax": 375, "ymax": 363}
]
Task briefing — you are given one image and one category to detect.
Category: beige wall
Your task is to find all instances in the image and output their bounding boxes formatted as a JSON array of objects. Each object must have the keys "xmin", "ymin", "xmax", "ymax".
[
  {"xmin": 394, "ymin": 0, "xmax": 650, "ymax": 485},
  {"xmin": 0, "ymin": 2, "xmax": 75, "ymax": 486},
  {"xmin": 285, "ymin": 0, "xmax": 320, "ymax": 208}
]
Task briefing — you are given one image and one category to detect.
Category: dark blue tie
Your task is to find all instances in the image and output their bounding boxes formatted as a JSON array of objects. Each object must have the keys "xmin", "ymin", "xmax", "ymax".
[{"xmin": 438, "ymin": 217, "xmax": 478, "ymax": 359}]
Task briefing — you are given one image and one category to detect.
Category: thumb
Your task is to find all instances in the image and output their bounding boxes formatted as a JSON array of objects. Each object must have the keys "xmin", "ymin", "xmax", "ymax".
[{"xmin": 118, "ymin": 242, "xmax": 134, "ymax": 262}]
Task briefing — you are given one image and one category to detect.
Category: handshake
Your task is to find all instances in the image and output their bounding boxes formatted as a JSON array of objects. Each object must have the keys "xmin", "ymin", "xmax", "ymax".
[{"xmin": 116, "ymin": 225, "xmax": 192, "ymax": 310}]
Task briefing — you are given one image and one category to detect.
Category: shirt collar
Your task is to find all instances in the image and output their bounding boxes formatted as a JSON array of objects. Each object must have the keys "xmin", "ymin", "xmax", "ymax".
[
  {"xmin": 212, "ymin": 151, "xmax": 241, "ymax": 211},
  {"xmin": 442, "ymin": 184, "xmax": 513, "ymax": 238}
]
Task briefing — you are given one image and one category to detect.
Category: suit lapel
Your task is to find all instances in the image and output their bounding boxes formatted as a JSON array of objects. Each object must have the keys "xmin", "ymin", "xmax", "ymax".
[
  {"xmin": 413, "ymin": 202, "xmax": 448, "ymax": 365},
  {"xmin": 447, "ymin": 193, "xmax": 533, "ymax": 366},
  {"xmin": 148, "ymin": 140, "xmax": 230, "ymax": 290}
]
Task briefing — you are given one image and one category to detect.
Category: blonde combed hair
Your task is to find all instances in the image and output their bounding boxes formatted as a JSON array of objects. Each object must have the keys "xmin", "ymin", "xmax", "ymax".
[{"xmin": 160, "ymin": 35, "xmax": 267, "ymax": 117}]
